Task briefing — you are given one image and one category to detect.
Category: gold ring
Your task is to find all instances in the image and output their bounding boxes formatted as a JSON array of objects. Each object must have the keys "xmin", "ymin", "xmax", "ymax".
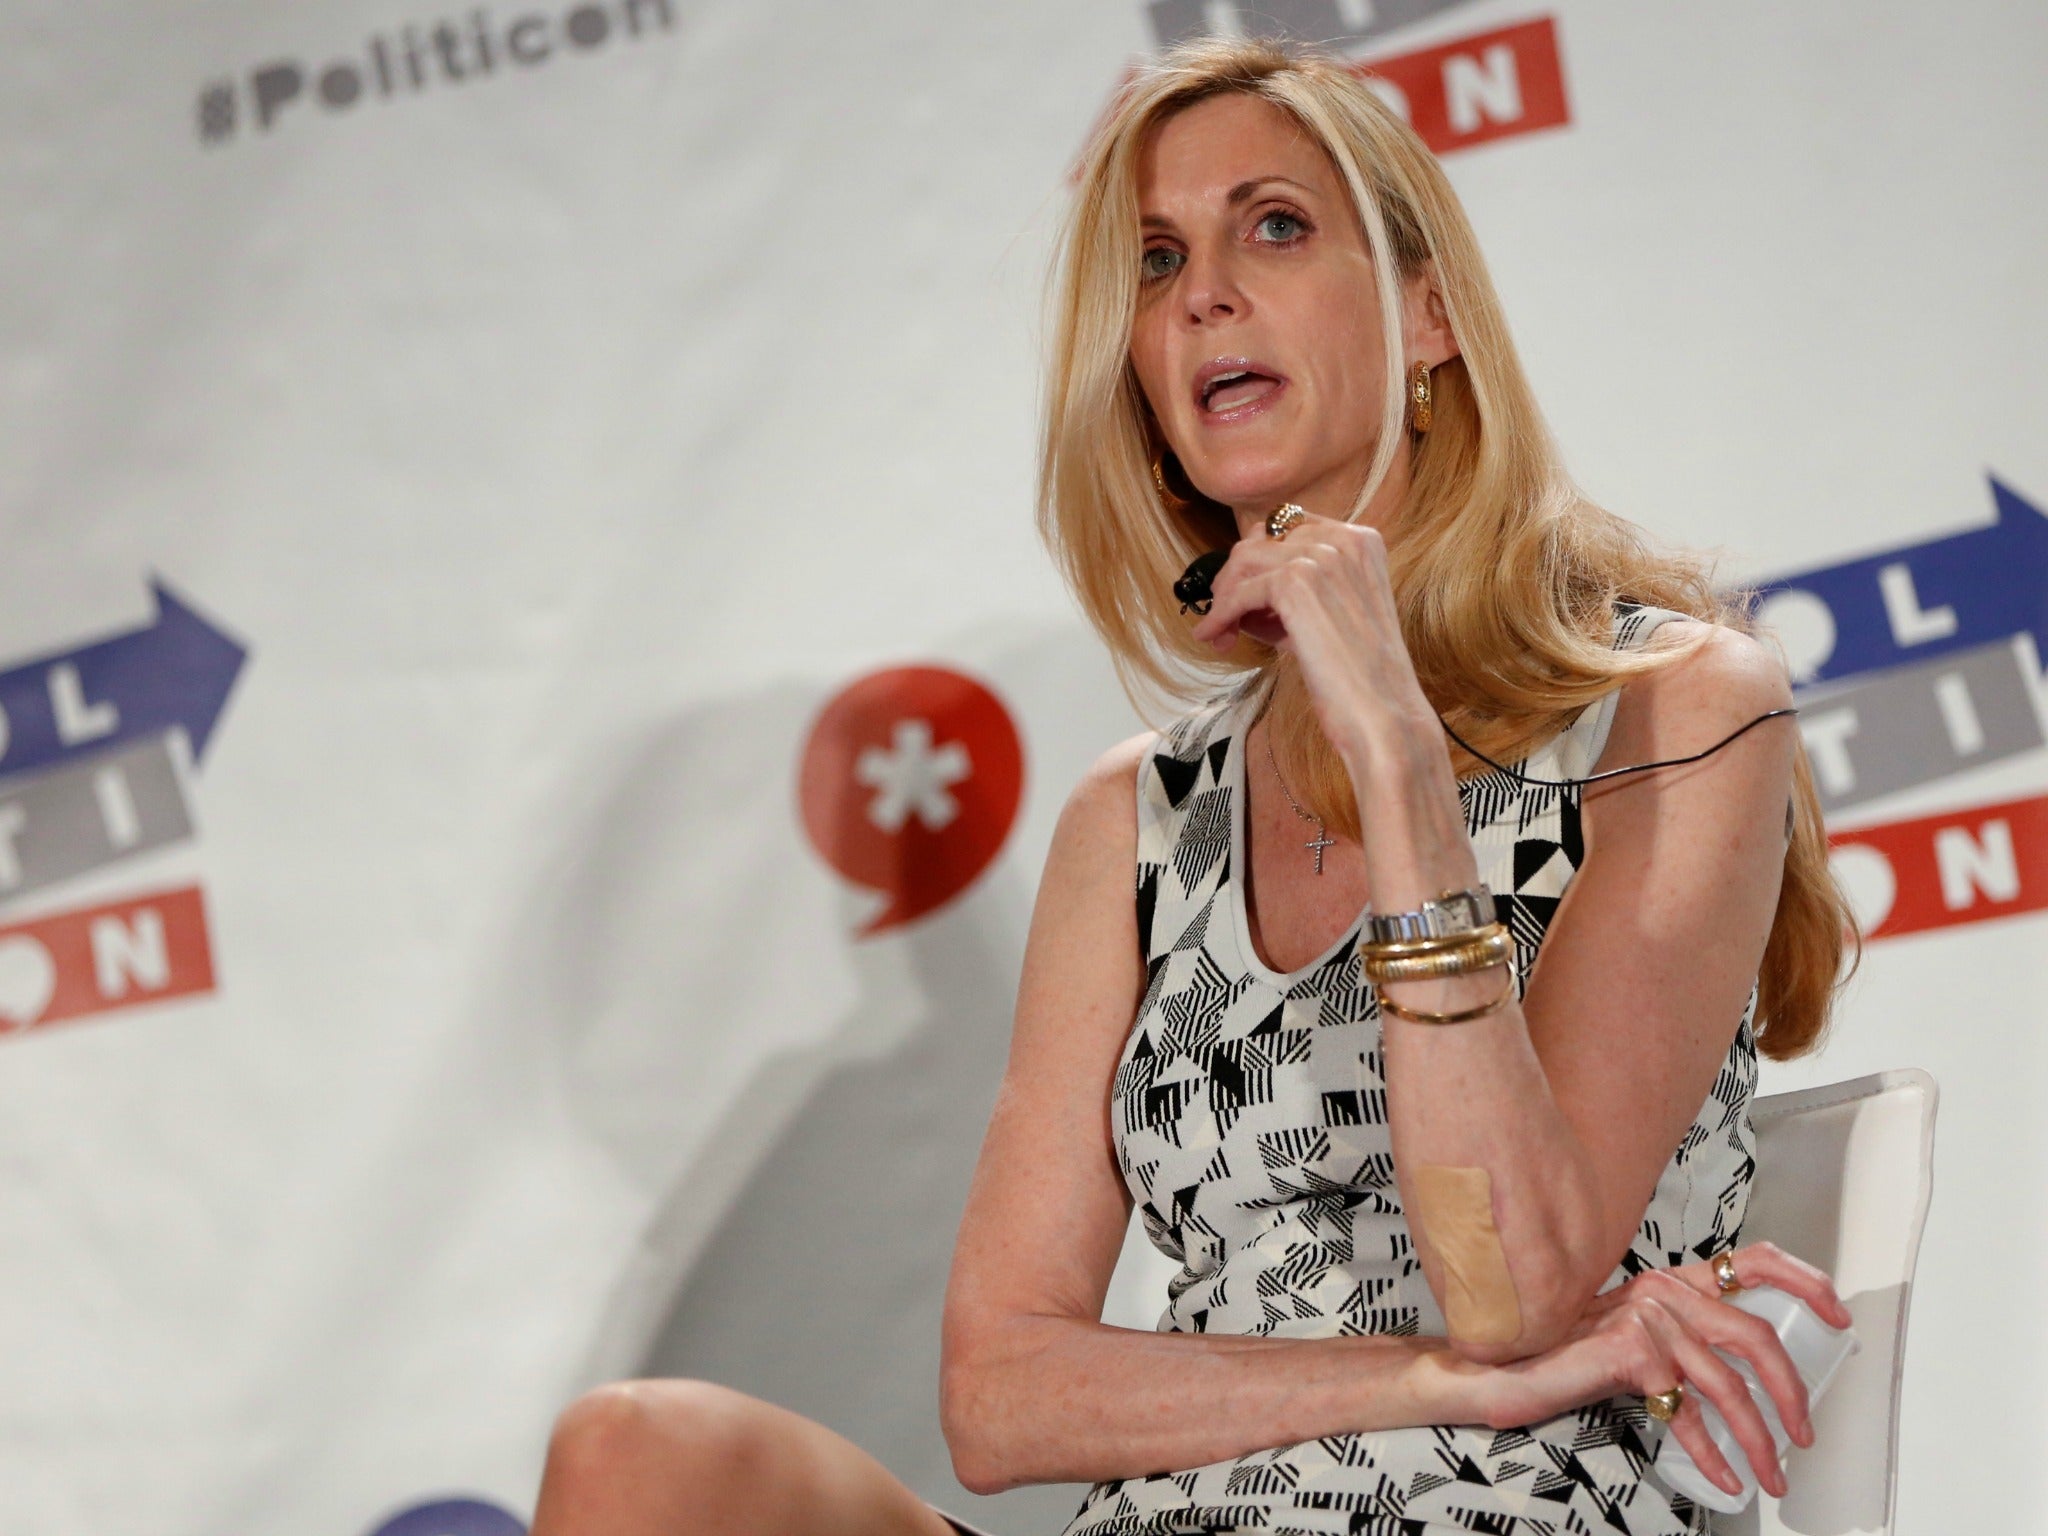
[
  {"xmin": 1265, "ymin": 503, "xmax": 1307, "ymax": 540},
  {"xmin": 1644, "ymin": 1384, "xmax": 1685, "ymax": 1423},
  {"xmin": 1713, "ymin": 1252, "xmax": 1742, "ymax": 1296}
]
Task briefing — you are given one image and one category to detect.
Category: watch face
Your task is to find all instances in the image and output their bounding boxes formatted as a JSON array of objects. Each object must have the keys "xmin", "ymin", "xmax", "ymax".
[
  {"xmin": 1447, "ymin": 890, "xmax": 1496, "ymax": 929},
  {"xmin": 1366, "ymin": 887, "xmax": 1493, "ymax": 944}
]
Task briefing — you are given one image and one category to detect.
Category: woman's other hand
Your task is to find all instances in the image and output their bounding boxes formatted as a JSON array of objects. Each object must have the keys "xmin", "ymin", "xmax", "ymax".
[
  {"xmin": 1185, "ymin": 510, "xmax": 1433, "ymax": 768},
  {"xmin": 1475, "ymin": 1244, "xmax": 1852, "ymax": 1500}
]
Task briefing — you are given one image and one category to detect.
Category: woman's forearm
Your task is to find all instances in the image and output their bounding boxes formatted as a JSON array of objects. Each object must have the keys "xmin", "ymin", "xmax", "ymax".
[
  {"xmin": 1341, "ymin": 725, "xmax": 1610, "ymax": 1357},
  {"xmin": 941, "ymin": 1311, "xmax": 1492, "ymax": 1494}
]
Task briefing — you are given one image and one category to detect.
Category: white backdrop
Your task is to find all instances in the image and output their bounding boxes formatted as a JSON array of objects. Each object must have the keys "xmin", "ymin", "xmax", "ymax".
[{"xmin": 1, "ymin": 3, "xmax": 2043, "ymax": 1533}]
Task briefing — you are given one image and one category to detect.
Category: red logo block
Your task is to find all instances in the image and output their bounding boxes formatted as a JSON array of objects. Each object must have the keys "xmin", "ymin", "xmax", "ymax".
[
  {"xmin": 799, "ymin": 667, "xmax": 1024, "ymax": 936},
  {"xmin": 0, "ymin": 884, "xmax": 217, "ymax": 1037},
  {"xmin": 1829, "ymin": 791, "xmax": 2048, "ymax": 940},
  {"xmin": 1355, "ymin": 16, "xmax": 1571, "ymax": 156},
  {"xmin": 1075, "ymin": 14, "xmax": 1570, "ymax": 183}
]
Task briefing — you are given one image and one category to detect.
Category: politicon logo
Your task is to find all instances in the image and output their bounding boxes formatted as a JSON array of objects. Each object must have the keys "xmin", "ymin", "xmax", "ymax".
[
  {"xmin": 798, "ymin": 666, "xmax": 1025, "ymax": 936},
  {"xmin": 196, "ymin": 0, "xmax": 678, "ymax": 145},
  {"xmin": 0, "ymin": 577, "xmax": 246, "ymax": 1039},
  {"xmin": 1752, "ymin": 475, "xmax": 2048, "ymax": 942}
]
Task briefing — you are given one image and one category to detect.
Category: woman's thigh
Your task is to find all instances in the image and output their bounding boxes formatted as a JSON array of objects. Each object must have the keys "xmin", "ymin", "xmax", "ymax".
[{"xmin": 532, "ymin": 1378, "xmax": 961, "ymax": 1536}]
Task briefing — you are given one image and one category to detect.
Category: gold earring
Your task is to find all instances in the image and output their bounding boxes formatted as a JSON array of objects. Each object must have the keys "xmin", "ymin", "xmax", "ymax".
[
  {"xmin": 1410, "ymin": 360, "xmax": 1433, "ymax": 434},
  {"xmin": 1152, "ymin": 453, "xmax": 1191, "ymax": 507}
]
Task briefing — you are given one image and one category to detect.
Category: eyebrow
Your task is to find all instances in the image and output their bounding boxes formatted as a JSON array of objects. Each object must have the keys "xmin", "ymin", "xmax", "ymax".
[{"xmin": 1140, "ymin": 175, "xmax": 1315, "ymax": 231}]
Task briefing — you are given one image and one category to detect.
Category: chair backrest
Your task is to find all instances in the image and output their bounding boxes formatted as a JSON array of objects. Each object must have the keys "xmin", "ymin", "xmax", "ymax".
[{"xmin": 1713, "ymin": 1069, "xmax": 1938, "ymax": 1536}]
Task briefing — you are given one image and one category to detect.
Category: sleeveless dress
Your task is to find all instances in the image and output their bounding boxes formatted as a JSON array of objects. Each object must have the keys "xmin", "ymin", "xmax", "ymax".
[{"xmin": 1057, "ymin": 603, "xmax": 1758, "ymax": 1536}]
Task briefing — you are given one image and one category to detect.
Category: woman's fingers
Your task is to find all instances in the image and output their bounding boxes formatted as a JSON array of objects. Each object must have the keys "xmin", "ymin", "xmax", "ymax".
[
  {"xmin": 1661, "ymin": 1392, "xmax": 1746, "ymax": 1499},
  {"xmin": 1613, "ymin": 1299, "xmax": 1745, "ymax": 1499},
  {"xmin": 1183, "ymin": 516, "xmax": 1380, "ymax": 646},
  {"xmin": 1188, "ymin": 564, "xmax": 1291, "ymax": 650},
  {"xmin": 1650, "ymin": 1272, "xmax": 1813, "ymax": 1448},
  {"xmin": 1732, "ymin": 1243, "xmax": 1854, "ymax": 1330},
  {"xmin": 1187, "ymin": 542, "xmax": 1374, "ymax": 654},
  {"xmin": 1190, "ymin": 552, "xmax": 1334, "ymax": 651},
  {"xmin": 1646, "ymin": 1296, "xmax": 1787, "ymax": 1499},
  {"xmin": 1664, "ymin": 1244, "xmax": 1853, "ymax": 1332}
]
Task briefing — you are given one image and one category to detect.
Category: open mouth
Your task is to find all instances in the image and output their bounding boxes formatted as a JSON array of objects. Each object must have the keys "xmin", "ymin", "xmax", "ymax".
[{"xmin": 1196, "ymin": 362, "xmax": 1285, "ymax": 415}]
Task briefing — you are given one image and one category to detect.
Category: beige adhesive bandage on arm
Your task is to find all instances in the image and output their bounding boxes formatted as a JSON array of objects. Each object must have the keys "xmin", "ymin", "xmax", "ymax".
[{"xmin": 1408, "ymin": 1165, "xmax": 1523, "ymax": 1346}]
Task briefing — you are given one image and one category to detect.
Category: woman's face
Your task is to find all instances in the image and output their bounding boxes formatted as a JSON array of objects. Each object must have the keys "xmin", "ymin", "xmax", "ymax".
[{"xmin": 1129, "ymin": 92, "xmax": 1446, "ymax": 533}]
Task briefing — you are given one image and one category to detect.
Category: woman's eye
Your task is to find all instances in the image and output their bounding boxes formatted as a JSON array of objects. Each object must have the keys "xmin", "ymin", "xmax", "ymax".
[
  {"xmin": 1141, "ymin": 246, "xmax": 1184, "ymax": 281},
  {"xmin": 1256, "ymin": 211, "xmax": 1305, "ymax": 242}
]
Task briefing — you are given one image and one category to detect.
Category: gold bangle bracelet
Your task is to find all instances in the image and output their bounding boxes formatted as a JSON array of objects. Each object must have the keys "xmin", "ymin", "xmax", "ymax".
[
  {"xmin": 1373, "ymin": 966, "xmax": 1518, "ymax": 1025},
  {"xmin": 1363, "ymin": 945, "xmax": 1512, "ymax": 985},
  {"xmin": 1355, "ymin": 920, "xmax": 1510, "ymax": 962},
  {"xmin": 1360, "ymin": 927, "xmax": 1513, "ymax": 982}
]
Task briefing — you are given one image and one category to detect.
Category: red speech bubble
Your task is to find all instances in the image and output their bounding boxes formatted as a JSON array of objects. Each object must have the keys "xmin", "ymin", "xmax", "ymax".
[{"xmin": 798, "ymin": 666, "xmax": 1024, "ymax": 936}]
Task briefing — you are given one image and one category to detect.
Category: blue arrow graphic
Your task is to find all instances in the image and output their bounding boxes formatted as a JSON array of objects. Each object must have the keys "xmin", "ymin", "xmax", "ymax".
[
  {"xmin": 0, "ymin": 576, "xmax": 248, "ymax": 781},
  {"xmin": 1751, "ymin": 475, "xmax": 2048, "ymax": 686}
]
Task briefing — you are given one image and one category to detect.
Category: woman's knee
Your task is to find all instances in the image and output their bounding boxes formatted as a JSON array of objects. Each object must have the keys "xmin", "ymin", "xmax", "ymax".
[
  {"xmin": 538, "ymin": 1379, "xmax": 947, "ymax": 1536},
  {"xmin": 545, "ymin": 1378, "xmax": 768, "ymax": 1496}
]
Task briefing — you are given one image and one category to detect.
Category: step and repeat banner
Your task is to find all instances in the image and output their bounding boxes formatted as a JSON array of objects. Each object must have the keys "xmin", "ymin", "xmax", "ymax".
[{"xmin": 1, "ymin": 2, "xmax": 2042, "ymax": 1532}]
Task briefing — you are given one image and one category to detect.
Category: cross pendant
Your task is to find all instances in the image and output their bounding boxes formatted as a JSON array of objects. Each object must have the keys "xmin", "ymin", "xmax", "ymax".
[{"xmin": 1304, "ymin": 823, "xmax": 1336, "ymax": 875}]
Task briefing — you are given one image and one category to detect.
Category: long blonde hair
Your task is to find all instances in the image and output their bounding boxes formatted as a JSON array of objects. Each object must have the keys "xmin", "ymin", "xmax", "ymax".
[{"xmin": 1037, "ymin": 37, "xmax": 1855, "ymax": 1059}]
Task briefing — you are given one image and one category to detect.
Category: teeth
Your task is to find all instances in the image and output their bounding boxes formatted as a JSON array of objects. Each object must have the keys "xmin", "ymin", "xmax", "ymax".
[
  {"xmin": 1205, "ymin": 370, "xmax": 1265, "ymax": 409},
  {"xmin": 1203, "ymin": 370, "xmax": 1250, "ymax": 407}
]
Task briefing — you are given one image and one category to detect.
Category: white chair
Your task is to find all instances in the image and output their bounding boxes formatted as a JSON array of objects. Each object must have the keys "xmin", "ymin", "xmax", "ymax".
[{"xmin": 1714, "ymin": 1068, "xmax": 1939, "ymax": 1536}]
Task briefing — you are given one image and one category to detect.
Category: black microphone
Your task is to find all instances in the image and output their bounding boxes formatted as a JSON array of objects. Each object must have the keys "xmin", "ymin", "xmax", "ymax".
[{"xmin": 1173, "ymin": 550, "xmax": 1229, "ymax": 614}]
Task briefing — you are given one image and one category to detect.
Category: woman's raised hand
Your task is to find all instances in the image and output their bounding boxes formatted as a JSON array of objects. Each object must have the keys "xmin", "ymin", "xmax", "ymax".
[
  {"xmin": 1475, "ymin": 1243, "xmax": 1853, "ymax": 1500},
  {"xmin": 1185, "ymin": 509, "xmax": 1431, "ymax": 767}
]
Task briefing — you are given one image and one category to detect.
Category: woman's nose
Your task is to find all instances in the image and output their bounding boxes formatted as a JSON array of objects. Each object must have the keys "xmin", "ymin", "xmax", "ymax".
[{"xmin": 1179, "ymin": 247, "xmax": 1246, "ymax": 326}]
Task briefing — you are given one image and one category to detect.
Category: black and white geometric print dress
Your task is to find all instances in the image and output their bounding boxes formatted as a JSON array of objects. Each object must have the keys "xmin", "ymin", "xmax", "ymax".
[{"xmin": 1058, "ymin": 603, "xmax": 1758, "ymax": 1536}]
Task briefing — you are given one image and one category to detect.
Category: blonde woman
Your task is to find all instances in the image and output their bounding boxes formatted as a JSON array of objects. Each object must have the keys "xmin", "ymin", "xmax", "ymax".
[{"xmin": 529, "ymin": 37, "xmax": 1859, "ymax": 1536}]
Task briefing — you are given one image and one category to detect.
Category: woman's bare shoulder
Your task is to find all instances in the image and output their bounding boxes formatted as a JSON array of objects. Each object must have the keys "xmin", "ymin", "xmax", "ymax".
[
  {"xmin": 1602, "ymin": 619, "xmax": 1794, "ymax": 766},
  {"xmin": 1053, "ymin": 730, "xmax": 1156, "ymax": 838}
]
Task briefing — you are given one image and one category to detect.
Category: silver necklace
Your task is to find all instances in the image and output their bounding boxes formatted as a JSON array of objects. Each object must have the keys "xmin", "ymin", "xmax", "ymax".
[{"xmin": 1264, "ymin": 736, "xmax": 1336, "ymax": 875}]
